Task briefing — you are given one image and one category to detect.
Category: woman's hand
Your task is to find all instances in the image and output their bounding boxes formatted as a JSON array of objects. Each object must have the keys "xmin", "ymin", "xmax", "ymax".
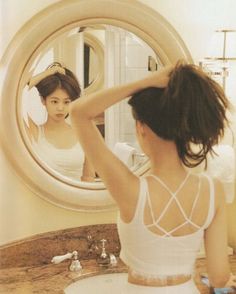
[{"xmin": 142, "ymin": 65, "xmax": 173, "ymax": 88}]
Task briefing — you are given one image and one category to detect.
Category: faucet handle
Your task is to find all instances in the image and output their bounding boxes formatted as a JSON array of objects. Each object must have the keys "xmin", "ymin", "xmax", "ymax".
[
  {"xmin": 96, "ymin": 239, "xmax": 118, "ymax": 267},
  {"xmin": 100, "ymin": 239, "xmax": 108, "ymax": 258},
  {"xmin": 96, "ymin": 239, "xmax": 110, "ymax": 266},
  {"xmin": 100, "ymin": 239, "xmax": 107, "ymax": 246},
  {"xmin": 51, "ymin": 252, "xmax": 74, "ymax": 264}
]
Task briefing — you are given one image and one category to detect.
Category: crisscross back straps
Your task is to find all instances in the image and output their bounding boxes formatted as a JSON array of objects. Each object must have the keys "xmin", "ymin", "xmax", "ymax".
[{"xmin": 146, "ymin": 173, "xmax": 202, "ymax": 237}]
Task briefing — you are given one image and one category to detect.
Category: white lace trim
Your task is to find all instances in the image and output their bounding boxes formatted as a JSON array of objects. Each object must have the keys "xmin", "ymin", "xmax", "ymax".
[{"xmin": 130, "ymin": 269, "xmax": 191, "ymax": 282}]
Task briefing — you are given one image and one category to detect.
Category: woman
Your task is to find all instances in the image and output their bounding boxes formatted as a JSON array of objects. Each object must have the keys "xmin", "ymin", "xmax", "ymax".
[
  {"xmin": 70, "ymin": 62, "xmax": 236, "ymax": 293},
  {"xmin": 26, "ymin": 62, "xmax": 95, "ymax": 182}
]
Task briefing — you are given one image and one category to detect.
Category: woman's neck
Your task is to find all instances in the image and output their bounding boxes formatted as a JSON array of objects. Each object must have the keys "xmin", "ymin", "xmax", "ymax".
[
  {"xmin": 146, "ymin": 132, "xmax": 186, "ymax": 178},
  {"xmin": 44, "ymin": 118, "xmax": 69, "ymax": 130},
  {"xmin": 149, "ymin": 154, "xmax": 185, "ymax": 179}
]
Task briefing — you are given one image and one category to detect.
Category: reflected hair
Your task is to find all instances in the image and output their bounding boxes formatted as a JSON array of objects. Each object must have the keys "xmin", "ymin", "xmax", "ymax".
[
  {"xmin": 35, "ymin": 62, "xmax": 81, "ymax": 101},
  {"xmin": 128, "ymin": 62, "xmax": 230, "ymax": 168}
]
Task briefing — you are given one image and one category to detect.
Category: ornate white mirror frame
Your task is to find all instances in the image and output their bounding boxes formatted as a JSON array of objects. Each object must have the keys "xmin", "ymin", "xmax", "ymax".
[{"xmin": 0, "ymin": 0, "xmax": 193, "ymax": 211}]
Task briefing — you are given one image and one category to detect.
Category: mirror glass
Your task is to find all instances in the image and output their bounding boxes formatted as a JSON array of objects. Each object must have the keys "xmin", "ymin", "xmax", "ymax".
[{"xmin": 20, "ymin": 24, "xmax": 161, "ymax": 185}]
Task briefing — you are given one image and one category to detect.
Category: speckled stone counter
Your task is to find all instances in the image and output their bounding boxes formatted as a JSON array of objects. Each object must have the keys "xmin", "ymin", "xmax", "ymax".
[
  {"xmin": 0, "ymin": 224, "xmax": 235, "ymax": 294},
  {"xmin": 0, "ymin": 258, "xmax": 127, "ymax": 294},
  {"xmin": 0, "ymin": 224, "xmax": 120, "ymax": 269},
  {"xmin": 0, "ymin": 224, "xmax": 123, "ymax": 293}
]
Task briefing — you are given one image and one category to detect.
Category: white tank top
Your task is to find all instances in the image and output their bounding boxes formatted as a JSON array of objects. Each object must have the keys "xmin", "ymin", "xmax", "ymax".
[
  {"xmin": 117, "ymin": 173, "xmax": 215, "ymax": 278},
  {"xmin": 32, "ymin": 125, "xmax": 84, "ymax": 181}
]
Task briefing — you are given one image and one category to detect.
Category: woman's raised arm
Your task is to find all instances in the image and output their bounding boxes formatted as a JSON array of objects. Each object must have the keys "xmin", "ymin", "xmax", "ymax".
[{"xmin": 69, "ymin": 67, "xmax": 171, "ymax": 215}]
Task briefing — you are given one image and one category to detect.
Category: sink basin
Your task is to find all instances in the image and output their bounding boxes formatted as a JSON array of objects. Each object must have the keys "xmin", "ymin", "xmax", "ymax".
[{"xmin": 64, "ymin": 272, "xmax": 128, "ymax": 294}]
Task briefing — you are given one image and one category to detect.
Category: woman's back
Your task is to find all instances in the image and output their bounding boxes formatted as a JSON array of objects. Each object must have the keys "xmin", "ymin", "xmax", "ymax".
[
  {"xmin": 118, "ymin": 173, "xmax": 214, "ymax": 273},
  {"xmin": 117, "ymin": 173, "xmax": 216, "ymax": 293},
  {"xmin": 143, "ymin": 173, "xmax": 212, "ymax": 237}
]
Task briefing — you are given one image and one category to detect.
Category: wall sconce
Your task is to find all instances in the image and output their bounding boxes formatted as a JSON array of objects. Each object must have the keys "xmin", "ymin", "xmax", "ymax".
[{"xmin": 200, "ymin": 29, "xmax": 236, "ymax": 91}]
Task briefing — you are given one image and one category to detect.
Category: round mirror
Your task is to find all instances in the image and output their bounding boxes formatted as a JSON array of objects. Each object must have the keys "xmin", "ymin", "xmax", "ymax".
[{"xmin": 0, "ymin": 0, "xmax": 192, "ymax": 211}]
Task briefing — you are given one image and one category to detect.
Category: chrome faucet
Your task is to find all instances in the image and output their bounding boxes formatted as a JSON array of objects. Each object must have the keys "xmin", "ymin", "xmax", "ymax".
[
  {"xmin": 51, "ymin": 250, "xmax": 82, "ymax": 272},
  {"xmin": 51, "ymin": 235, "xmax": 117, "ymax": 272},
  {"xmin": 96, "ymin": 239, "xmax": 117, "ymax": 267}
]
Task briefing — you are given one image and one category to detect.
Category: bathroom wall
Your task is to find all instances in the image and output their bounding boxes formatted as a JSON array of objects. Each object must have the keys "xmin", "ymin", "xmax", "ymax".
[{"xmin": 1, "ymin": 0, "xmax": 236, "ymax": 248}]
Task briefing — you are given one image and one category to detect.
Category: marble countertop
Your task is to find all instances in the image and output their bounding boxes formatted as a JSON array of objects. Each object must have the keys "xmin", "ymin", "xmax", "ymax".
[
  {"xmin": 0, "ymin": 259, "xmax": 127, "ymax": 294},
  {"xmin": 1, "ymin": 256, "xmax": 236, "ymax": 293},
  {"xmin": 0, "ymin": 257, "xmax": 220, "ymax": 294},
  {"xmin": 1, "ymin": 225, "xmax": 235, "ymax": 294}
]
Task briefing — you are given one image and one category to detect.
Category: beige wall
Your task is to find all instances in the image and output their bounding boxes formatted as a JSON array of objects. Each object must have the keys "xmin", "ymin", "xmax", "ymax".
[
  {"xmin": 0, "ymin": 0, "xmax": 235, "ymax": 247},
  {"xmin": 139, "ymin": 0, "xmax": 236, "ymax": 62},
  {"xmin": 0, "ymin": 145, "xmax": 118, "ymax": 245}
]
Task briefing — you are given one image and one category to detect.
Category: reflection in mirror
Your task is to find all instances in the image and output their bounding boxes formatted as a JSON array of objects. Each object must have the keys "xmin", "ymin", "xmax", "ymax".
[
  {"xmin": 24, "ymin": 62, "xmax": 96, "ymax": 182},
  {"xmin": 84, "ymin": 43, "xmax": 99, "ymax": 87},
  {"xmin": 21, "ymin": 25, "xmax": 161, "ymax": 185}
]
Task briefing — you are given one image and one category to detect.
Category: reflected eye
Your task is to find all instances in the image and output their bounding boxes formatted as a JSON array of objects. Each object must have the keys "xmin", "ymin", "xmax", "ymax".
[
  {"xmin": 51, "ymin": 100, "xmax": 58, "ymax": 104},
  {"xmin": 65, "ymin": 100, "xmax": 71, "ymax": 105}
]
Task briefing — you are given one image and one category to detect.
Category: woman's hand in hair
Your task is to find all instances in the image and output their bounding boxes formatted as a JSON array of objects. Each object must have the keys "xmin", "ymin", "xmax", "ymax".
[{"xmin": 143, "ymin": 65, "xmax": 173, "ymax": 88}]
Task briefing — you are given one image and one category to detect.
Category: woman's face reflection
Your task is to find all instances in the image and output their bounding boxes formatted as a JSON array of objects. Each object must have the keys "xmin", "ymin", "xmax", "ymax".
[{"xmin": 42, "ymin": 88, "xmax": 72, "ymax": 122}]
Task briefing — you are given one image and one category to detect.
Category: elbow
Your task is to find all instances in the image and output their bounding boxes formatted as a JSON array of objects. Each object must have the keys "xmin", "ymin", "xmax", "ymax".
[{"xmin": 70, "ymin": 101, "xmax": 92, "ymax": 121}]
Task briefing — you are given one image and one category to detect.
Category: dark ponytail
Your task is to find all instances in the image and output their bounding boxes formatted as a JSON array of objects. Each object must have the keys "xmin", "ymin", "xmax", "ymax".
[{"xmin": 128, "ymin": 62, "xmax": 230, "ymax": 168}]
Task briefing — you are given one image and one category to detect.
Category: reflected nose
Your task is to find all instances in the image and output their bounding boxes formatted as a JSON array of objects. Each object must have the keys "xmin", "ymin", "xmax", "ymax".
[{"xmin": 57, "ymin": 103, "xmax": 64, "ymax": 111}]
